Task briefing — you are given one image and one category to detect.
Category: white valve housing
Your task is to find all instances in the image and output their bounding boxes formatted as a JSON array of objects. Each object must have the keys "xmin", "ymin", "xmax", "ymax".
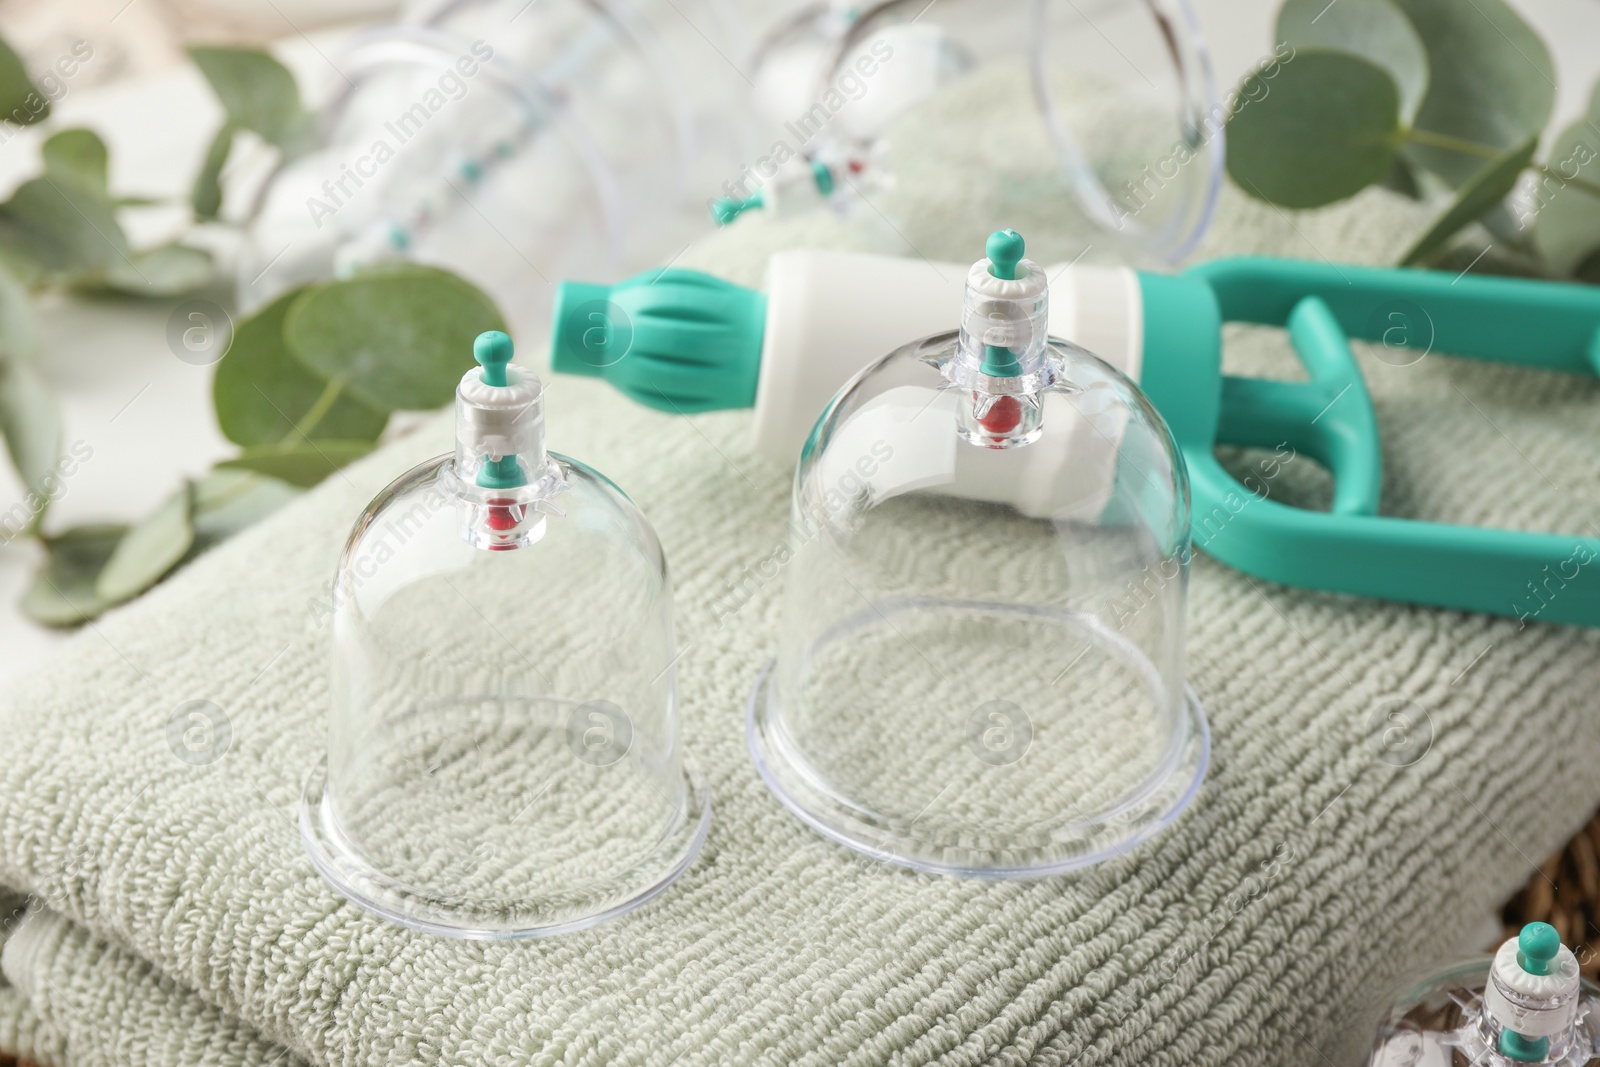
[{"xmin": 1485, "ymin": 937, "xmax": 1582, "ymax": 1040}]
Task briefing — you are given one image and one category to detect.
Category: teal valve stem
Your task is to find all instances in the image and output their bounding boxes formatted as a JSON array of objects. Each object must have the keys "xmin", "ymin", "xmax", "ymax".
[
  {"xmin": 475, "ymin": 330, "xmax": 514, "ymax": 387},
  {"xmin": 810, "ymin": 159, "xmax": 835, "ymax": 197},
  {"xmin": 1518, "ymin": 922, "xmax": 1561, "ymax": 976},
  {"xmin": 981, "ymin": 344, "xmax": 1024, "ymax": 377},
  {"xmin": 477, "ymin": 455, "xmax": 525, "ymax": 489},
  {"xmin": 1499, "ymin": 1030, "xmax": 1551, "ymax": 1062},
  {"xmin": 710, "ymin": 162, "xmax": 834, "ymax": 226},
  {"xmin": 471, "ymin": 330, "xmax": 528, "ymax": 489},
  {"xmin": 982, "ymin": 229, "xmax": 1027, "ymax": 375},
  {"xmin": 987, "ymin": 229, "xmax": 1026, "ymax": 281}
]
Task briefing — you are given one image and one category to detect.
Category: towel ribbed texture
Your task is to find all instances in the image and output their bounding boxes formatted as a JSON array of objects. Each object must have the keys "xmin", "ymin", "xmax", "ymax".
[{"xmin": 0, "ymin": 67, "xmax": 1598, "ymax": 1067}]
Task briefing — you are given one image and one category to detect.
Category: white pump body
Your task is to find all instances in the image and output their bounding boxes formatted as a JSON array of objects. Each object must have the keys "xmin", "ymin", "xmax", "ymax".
[{"xmin": 751, "ymin": 249, "xmax": 1144, "ymax": 464}]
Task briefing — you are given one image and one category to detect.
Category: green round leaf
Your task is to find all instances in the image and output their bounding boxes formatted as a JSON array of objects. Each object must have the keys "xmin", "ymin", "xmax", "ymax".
[
  {"xmin": 0, "ymin": 176, "xmax": 130, "ymax": 275},
  {"xmin": 1227, "ymin": 50, "xmax": 1403, "ymax": 209},
  {"xmin": 1277, "ymin": 0, "xmax": 1429, "ymax": 122},
  {"xmin": 190, "ymin": 468, "xmax": 298, "ymax": 546},
  {"xmin": 282, "ymin": 266, "xmax": 507, "ymax": 412},
  {"xmin": 95, "ymin": 484, "xmax": 195, "ymax": 605},
  {"xmin": 21, "ymin": 524, "xmax": 127, "ymax": 627},
  {"xmin": 101, "ymin": 243, "xmax": 216, "ymax": 296},
  {"xmin": 42, "ymin": 128, "xmax": 108, "ymax": 194},
  {"xmin": 1402, "ymin": 134, "xmax": 1537, "ymax": 265},
  {"xmin": 1533, "ymin": 81, "xmax": 1600, "ymax": 276},
  {"xmin": 214, "ymin": 287, "xmax": 388, "ymax": 447},
  {"xmin": 0, "ymin": 262, "xmax": 35, "ymax": 360},
  {"xmin": 0, "ymin": 36, "xmax": 46, "ymax": 126},
  {"xmin": 0, "ymin": 357, "xmax": 62, "ymax": 534},
  {"xmin": 191, "ymin": 124, "xmax": 235, "ymax": 222},
  {"xmin": 1394, "ymin": 0, "xmax": 1554, "ymax": 188},
  {"xmin": 218, "ymin": 440, "xmax": 374, "ymax": 488},
  {"xmin": 188, "ymin": 47, "xmax": 305, "ymax": 148}
]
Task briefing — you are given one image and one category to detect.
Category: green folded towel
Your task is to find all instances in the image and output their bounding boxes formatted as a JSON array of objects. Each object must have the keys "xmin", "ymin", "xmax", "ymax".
[{"xmin": 1, "ymin": 66, "xmax": 1598, "ymax": 1067}]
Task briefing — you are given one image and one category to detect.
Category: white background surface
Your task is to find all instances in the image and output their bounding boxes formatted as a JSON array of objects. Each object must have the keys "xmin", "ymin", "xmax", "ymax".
[{"xmin": 0, "ymin": 0, "xmax": 1596, "ymax": 679}]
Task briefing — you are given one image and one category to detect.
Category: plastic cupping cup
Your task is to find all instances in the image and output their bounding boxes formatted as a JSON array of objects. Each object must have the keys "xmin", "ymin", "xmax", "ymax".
[
  {"xmin": 239, "ymin": 0, "xmax": 711, "ymax": 337},
  {"xmin": 300, "ymin": 331, "xmax": 708, "ymax": 937},
  {"xmin": 742, "ymin": 0, "xmax": 1223, "ymax": 263},
  {"xmin": 746, "ymin": 230, "xmax": 1210, "ymax": 877}
]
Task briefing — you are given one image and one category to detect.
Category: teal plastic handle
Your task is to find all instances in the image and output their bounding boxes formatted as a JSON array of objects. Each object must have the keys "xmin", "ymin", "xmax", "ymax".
[
  {"xmin": 1216, "ymin": 294, "xmax": 1383, "ymax": 517},
  {"xmin": 1139, "ymin": 258, "xmax": 1600, "ymax": 628}
]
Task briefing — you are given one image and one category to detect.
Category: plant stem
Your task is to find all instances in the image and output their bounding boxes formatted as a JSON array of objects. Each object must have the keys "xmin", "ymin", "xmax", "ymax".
[
  {"xmin": 1402, "ymin": 127, "xmax": 1600, "ymax": 206},
  {"xmin": 280, "ymin": 376, "xmax": 345, "ymax": 446},
  {"xmin": 1404, "ymin": 127, "xmax": 1503, "ymax": 161},
  {"xmin": 204, "ymin": 470, "xmax": 262, "ymax": 509},
  {"xmin": 1532, "ymin": 165, "xmax": 1600, "ymax": 201}
]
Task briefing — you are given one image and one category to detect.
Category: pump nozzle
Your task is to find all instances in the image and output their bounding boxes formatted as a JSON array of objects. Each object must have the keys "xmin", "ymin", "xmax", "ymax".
[{"xmin": 551, "ymin": 269, "xmax": 767, "ymax": 413}]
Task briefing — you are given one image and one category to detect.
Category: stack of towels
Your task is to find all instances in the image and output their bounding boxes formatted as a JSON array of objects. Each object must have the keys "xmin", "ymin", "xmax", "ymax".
[{"xmin": 0, "ymin": 67, "xmax": 1598, "ymax": 1067}]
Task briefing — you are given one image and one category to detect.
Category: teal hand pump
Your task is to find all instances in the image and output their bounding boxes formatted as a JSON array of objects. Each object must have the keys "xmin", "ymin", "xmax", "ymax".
[
  {"xmin": 551, "ymin": 245, "xmax": 1600, "ymax": 628},
  {"xmin": 1142, "ymin": 257, "xmax": 1600, "ymax": 628}
]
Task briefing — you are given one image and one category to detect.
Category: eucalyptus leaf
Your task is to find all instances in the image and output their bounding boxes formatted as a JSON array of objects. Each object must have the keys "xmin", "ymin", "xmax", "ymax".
[
  {"xmin": 1276, "ymin": 0, "xmax": 1428, "ymax": 122},
  {"xmin": 218, "ymin": 439, "xmax": 373, "ymax": 487},
  {"xmin": 0, "ymin": 176, "xmax": 130, "ymax": 275},
  {"xmin": 41, "ymin": 128, "xmax": 108, "ymax": 194},
  {"xmin": 0, "ymin": 357, "xmax": 62, "ymax": 535},
  {"xmin": 283, "ymin": 266, "xmax": 506, "ymax": 411},
  {"xmin": 1380, "ymin": 156, "xmax": 1425, "ymax": 200},
  {"xmin": 1426, "ymin": 241, "xmax": 1546, "ymax": 280},
  {"xmin": 20, "ymin": 524, "xmax": 127, "ymax": 627},
  {"xmin": 0, "ymin": 36, "xmax": 46, "ymax": 126},
  {"xmin": 1227, "ymin": 50, "xmax": 1403, "ymax": 209},
  {"xmin": 0, "ymin": 262, "xmax": 35, "ymax": 360},
  {"xmin": 1393, "ymin": 0, "xmax": 1554, "ymax": 188},
  {"xmin": 0, "ymin": 243, "xmax": 44, "ymax": 288},
  {"xmin": 1402, "ymin": 134, "xmax": 1537, "ymax": 265},
  {"xmin": 213, "ymin": 286, "xmax": 388, "ymax": 447},
  {"xmin": 1532, "ymin": 81, "xmax": 1600, "ymax": 276},
  {"xmin": 188, "ymin": 47, "xmax": 306, "ymax": 149},
  {"xmin": 101, "ymin": 242, "xmax": 215, "ymax": 296},
  {"xmin": 95, "ymin": 483, "xmax": 195, "ymax": 605},
  {"xmin": 191, "ymin": 123, "xmax": 234, "ymax": 221},
  {"xmin": 190, "ymin": 467, "xmax": 298, "ymax": 546}
]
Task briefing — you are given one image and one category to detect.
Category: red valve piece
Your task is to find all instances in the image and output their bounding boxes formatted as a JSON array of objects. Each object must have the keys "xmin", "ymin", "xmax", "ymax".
[{"xmin": 976, "ymin": 394, "xmax": 1022, "ymax": 435}]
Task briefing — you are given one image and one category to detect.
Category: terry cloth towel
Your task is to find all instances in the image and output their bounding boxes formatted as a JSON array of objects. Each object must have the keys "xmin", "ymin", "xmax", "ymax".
[{"xmin": 2, "ymin": 67, "xmax": 1600, "ymax": 1067}]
